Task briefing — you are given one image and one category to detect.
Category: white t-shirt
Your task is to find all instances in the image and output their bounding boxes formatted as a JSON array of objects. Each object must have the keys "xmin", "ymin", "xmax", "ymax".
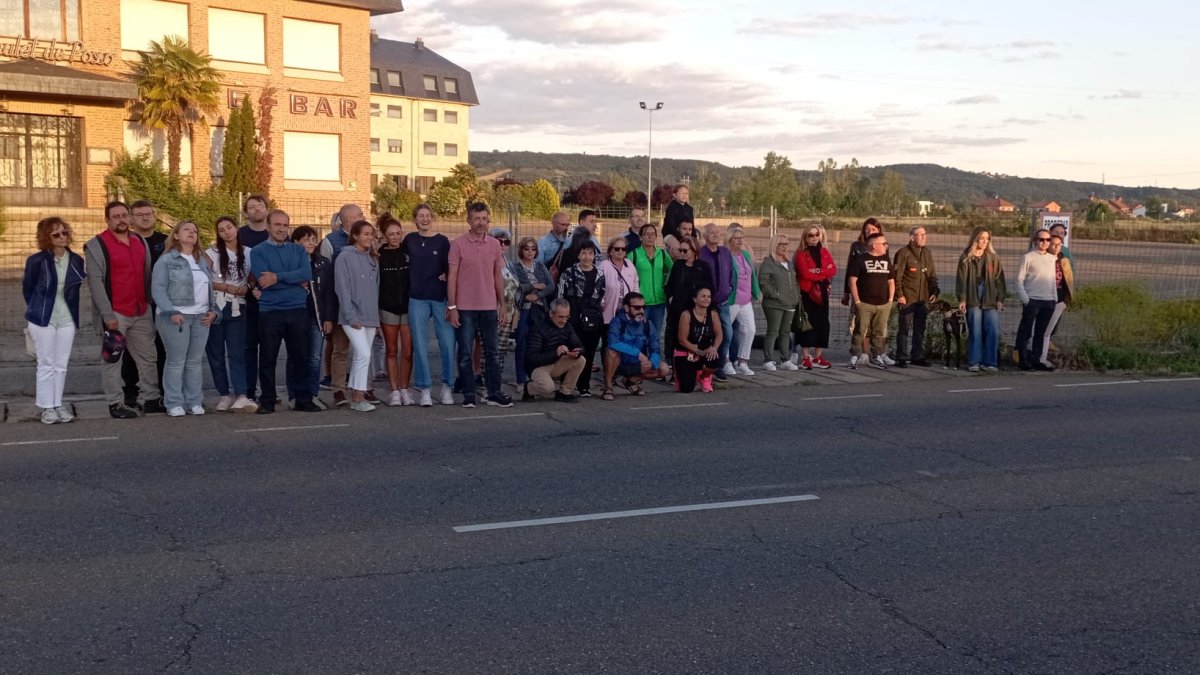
[{"xmin": 176, "ymin": 257, "xmax": 211, "ymax": 315}]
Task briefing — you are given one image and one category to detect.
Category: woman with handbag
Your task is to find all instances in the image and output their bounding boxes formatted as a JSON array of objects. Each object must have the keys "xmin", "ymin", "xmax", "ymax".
[
  {"xmin": 795, "ymin": 225, "xmax": 837, "ymax": 369},
  {"xmin": 23, "ymin": 216, "xmax": 86, "ymax": 424},
  {"xmin": 757, "ymin": 233, "xmax": 799, "ymax": 372},
  {"xmin": 599, "ymin": 235, "xmax": 639, "ymax": 330},
  {"xmin": 509, "ymin": 236, "xmax": 555, "ymax": 387},
  {"xmin": 557, "ymin": 242, "xmax": 606, "ymax": 397}
]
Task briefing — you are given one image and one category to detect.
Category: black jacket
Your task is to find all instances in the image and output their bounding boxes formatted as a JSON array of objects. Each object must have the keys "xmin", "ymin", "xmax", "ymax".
[
  {"xmin": 309, "ymin": 254, "xmax": 336, "ymax": 325},
  {"xmin": 663, "ymin": 200, "xmax": 694, "ymax": 241},
  {"xmin": 525, "ymin": 318, "xmax": 583, "ymax": 374},
  {"xmin": 378, "ymin": 245, "xmax": 411, "ymax": 315}
]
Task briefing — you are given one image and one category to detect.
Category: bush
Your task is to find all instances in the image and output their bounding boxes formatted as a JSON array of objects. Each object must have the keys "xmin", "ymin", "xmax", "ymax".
[
  {"xmin": 105, "ymin": 151, "xmax": 239, "ymax": 244},
  {"xmin": 372, "ymin": 177, "xmax": 423, "ymax": 219},
  {"xmin": 1072, "ymin": 282, "xmax": 1200, "ymax": 374}
]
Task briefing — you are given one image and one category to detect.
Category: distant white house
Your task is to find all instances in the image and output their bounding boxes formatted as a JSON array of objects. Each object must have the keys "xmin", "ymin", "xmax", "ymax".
[
  {"xmin": 1131, "ymin": 204, "xmax": 1147, "ymax": 218},
  {"xmin": 917, "ymin": 200, "xmax": 934, "ymax": 216}
]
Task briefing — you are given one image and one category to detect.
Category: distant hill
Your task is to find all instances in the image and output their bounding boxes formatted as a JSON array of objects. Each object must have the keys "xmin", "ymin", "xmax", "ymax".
[{"xmin": 469, "ymin": 151, "xmax": 1200, "ymax": 209}]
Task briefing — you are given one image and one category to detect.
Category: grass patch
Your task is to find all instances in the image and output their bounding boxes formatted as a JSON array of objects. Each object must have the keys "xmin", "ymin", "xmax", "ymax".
[{"xmin": 1072, "ymin": 283, "xmax": 1200, "ymax": 374}]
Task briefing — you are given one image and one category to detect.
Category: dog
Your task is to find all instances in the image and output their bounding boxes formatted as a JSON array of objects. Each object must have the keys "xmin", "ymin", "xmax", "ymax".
[{"xmin": 931, "ymin": 300, "xmax": 966, "ymax": 369}]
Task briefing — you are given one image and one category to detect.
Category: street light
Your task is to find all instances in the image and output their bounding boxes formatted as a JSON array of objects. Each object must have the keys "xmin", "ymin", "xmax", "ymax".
[{"xmin": 639, "ymin": 101, "xmax": 663, "ymax": 212}]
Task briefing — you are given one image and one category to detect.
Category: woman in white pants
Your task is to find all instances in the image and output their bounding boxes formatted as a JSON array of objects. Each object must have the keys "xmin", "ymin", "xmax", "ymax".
[
  {"xmin": 22, "ymin": 217, "xmax": 86, "ymax": 424},
  {"xmin": 725, "ymin": 226, "xmax": 760, "ymax": 376},
  {"xmin": 335, "ymin": 220, "xmax": 381, "ymax": 412}
]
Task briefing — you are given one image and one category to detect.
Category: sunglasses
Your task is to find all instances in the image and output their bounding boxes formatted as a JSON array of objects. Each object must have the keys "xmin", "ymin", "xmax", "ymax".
[
  {"xmin": 498, "ymin": 240, "xmax": 511, "ymax": 246},
  {"xmin": 1037, "ymin": 238, "xmax": 1051, "ymax": 243},
  {"xmin": 629, "ymin": 305, "xmax": 646, "ymax": 310},
  {"xmin": 51, "ymin": 231, "xmax": 70, "ymax": 238},
  {"xmin": 806, "ymin": 233, "xmax": 820, "ymax": 238},
  {"xmin": 611, "ymin": 247, "xmax": 627, "ymax": 252}
]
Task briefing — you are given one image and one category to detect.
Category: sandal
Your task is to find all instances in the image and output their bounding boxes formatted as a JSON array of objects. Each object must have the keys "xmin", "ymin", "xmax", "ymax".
[
  {"xmin": 622, "ymin": 377, "xmax": 646, "ymax": 396},
  {"xmin": 601, "ymin": 387, "xmax": 615, "ymax": 401}
]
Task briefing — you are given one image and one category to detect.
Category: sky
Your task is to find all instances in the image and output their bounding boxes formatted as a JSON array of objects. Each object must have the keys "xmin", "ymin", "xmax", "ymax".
[{"xmin": 372, "ymin": 0, "xmax": 1200, "ymax": 189}]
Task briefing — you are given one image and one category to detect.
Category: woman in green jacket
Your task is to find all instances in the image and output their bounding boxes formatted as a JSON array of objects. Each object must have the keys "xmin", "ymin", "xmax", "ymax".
[
  {"xmin": 757, "ymin": 233, "xmax": 800, "ymax": 371},
  {"xmin": 956, "ymin": 226, "xmax": 1007, "ymax": 372},
  {"xmin": 627, "ymin": 223, "xmax": 673, "ymax": 351}
]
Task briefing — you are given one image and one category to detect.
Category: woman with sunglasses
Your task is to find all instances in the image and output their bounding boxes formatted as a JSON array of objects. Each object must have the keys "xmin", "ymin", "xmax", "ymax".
[
  {"xmin": 23, "ymin": 217, "xmax": 86, "ymax": 424},
  {"xmin": 758, "ymin": 233, "xmax": 799, "ymax": 372},
  {"xmin": 795, "ymin": 224, "xmax": 837, "ymax": 369},
  {"xmin": 1015, "ymin": 229, "xmax": 1059, "ymax": 371},
  {"xmin": 664, "ymin": 237, "xmax": 712, "ymax": 359},
  {"xmin": 509, "ymin": 236, "xmax": 554, "ymax": 388},
  {"xmin": 599, "ymin": 235, "xmax": 639, "ymax": 332}
]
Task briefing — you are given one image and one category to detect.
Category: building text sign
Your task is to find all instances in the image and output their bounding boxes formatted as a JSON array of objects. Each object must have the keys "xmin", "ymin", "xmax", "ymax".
[{"xmin": 0, "ymin": 36, "xmax": 115, "ymax": 66}]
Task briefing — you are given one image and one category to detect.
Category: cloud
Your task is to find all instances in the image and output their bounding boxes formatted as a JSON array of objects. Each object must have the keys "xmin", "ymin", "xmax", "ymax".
[
  {"xmin": 1096, "ymin": 89, "xmax": 1142, "ymax": 100},
  {"xmin": 949, "ymin": 94, "xmax": 1000, "ymax": 105},
  {"xmin": 914, "ymin": 135, "xmax": 1025, "ymax": 147},
  {"xmin": 771, "ymin": 64, "xmax": 806, "ymax": 75},
  {"xmin": 742, "ymin": 12, "xmax": 908, "ymax": 35},
  {"xmin": 1008, "ymin": 39, "xmax": 1055, "ymax": 49},
  {"xmin": 919, "ymin": 40, "xmax": 969, "ymax": 51},
  {"xmin": 1045, "ymin": 112, "xmax": 1087, "ymax": 121},
  {"xmin": 375, "ymin": 0, "xmax": 669, "ymax": 46},
  {"xmin": 1001, "ymin": 118, "xmax": 1043, "ymax": 126}
]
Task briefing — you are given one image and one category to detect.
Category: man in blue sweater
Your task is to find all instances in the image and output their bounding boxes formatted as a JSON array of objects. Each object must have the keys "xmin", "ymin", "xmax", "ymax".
[{"xmin": 250, "ymin": 210, "xmax": 318, "ymax": 413}]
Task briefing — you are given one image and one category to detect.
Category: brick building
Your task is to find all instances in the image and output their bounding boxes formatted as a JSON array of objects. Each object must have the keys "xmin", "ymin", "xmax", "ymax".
[{"xmin": 0, "ymin": 0, "xmax": 403, "ymax": 218}]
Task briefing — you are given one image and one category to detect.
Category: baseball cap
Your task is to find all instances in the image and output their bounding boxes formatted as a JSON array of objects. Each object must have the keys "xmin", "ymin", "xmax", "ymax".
[{"xmin": 101, "ymin": 329, "xmax": 127, "ymax": 363}]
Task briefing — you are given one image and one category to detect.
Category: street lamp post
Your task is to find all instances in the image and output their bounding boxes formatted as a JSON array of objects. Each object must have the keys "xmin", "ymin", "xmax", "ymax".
[{"xmin": 639, "ymin": 101, "xmax": 663, "ymax": 213}]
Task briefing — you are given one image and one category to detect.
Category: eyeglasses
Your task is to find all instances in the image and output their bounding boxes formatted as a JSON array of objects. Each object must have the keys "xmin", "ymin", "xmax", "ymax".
[{"xmin": 629, "ymin": 304, "xmax": 646, "ymax": 310}]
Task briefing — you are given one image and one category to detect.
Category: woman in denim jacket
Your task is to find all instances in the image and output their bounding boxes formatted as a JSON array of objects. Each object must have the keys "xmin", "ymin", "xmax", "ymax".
[
  {"xmin": 23, "ymin": 216, "xmax": 86, "ymax": 424},
  {"xmin": 152, "ymin": 221, "xmax": 218, "ymax": 416}
]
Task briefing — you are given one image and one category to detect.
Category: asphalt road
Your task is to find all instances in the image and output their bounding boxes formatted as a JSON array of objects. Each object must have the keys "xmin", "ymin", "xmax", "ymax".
[{"xmin": 2, "ymin": 373, "xmax": 1198, "ymax": 674}]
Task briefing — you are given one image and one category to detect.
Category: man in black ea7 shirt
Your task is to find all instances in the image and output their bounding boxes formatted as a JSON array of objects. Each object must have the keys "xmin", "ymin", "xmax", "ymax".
[{"xmin": 847, "ymin": 232, "xmax": 895, "ymax": 370}]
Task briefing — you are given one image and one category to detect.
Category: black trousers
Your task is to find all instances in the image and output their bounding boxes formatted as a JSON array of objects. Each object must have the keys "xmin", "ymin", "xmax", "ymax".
[
  {"xmin": 896, "ymin": 301, "xmax": 928, "ymax": 361},
  {"xmin": 244, "ymin": 296, "xmax": 260, "ymax": 399},
  {"xmin": 797, "ymin": 296, "xmax": 830, "ymax": 349},
  {"xmin": 673, "ymin": 352, "xmax": 720, "ymax": 393},
  {"xmin": 1016, "ymin": 299, "xmax": 1056, "ymax": 362},
  {"xmin": 574, "ymin": 325, "xmax": 603, "ymax": 393},
  {"xmin": 258, "ymin": 308, "xmax": 311, "ymax": 406}
]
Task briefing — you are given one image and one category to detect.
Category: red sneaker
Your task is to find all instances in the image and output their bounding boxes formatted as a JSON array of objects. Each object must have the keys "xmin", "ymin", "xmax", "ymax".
[
  {"xmin": 801, "ymin": 355, "xmax": 813, "ymax": 370},
  {"xmin": 813, "ymin": 357, "xmax": 832, "ymax": 369}
]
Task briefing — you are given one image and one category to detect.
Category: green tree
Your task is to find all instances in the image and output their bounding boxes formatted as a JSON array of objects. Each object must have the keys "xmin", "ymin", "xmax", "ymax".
[
  {"xmin": 873, "ymin": 169, "xmax": 909, "ymax": 215},
  {"xmin": 492, "ymin": 183, "xmax": 525, "ymax": 212},
  {"xmin": 1086, "ymin": 200, "xmax": 1112, "ymax": 223},
  {"xmin": 688, "ymin": 165, "xmax": 719, "ymax": 216},
  {"xmin": 749, "ymin": 152, "xmax": 802, "ymax": 217},
  {"xmin": 604, "ymin": 171, "xmax": 638, "ymax": 199},
  {"xmin": 522, "ymin": 179, "xmax": 561, "ymax": 219},
  {"xmin": 427, "ymin": 181, "xmax": 466, "ymax": 216},
  {"xmin": 371, "ymin": 176, "xmax": 422, "ymax": 217},
  {"xmin": 130, "ymin": 35, "xmax": 222, "ymax": 184},
  {"xmin": 221, "ymin": 97, "xmax": 258, "ymax": 195}
]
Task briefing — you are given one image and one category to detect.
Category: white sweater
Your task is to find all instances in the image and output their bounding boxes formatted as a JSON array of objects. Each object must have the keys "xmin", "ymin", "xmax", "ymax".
[{"xmin": 1017, "ymin": 251, "xmax": 1057, "ymax": 303}]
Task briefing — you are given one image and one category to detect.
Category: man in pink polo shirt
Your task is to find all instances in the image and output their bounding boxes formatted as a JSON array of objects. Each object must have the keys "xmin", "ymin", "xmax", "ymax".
[{"xmin": 447, "ymin": 202, "xmax": 512, "ymax": 408}]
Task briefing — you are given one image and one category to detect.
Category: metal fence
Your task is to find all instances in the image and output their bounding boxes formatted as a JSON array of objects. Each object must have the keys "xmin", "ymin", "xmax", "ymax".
[{"xmin": 3, "ymin": 200, "xmax": 1198, "ymax": 359}]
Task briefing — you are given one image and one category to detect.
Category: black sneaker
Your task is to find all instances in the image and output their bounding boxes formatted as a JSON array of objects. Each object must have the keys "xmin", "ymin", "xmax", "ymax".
[
  {"xmin": 319, "ymin": 376, "xmax": 332, "ymax": 390},
  {"xmin": 713, "ymin": 370, "xmax": 728, "ymax": 382},
  {"xmin": 461, "ymin": 397, "xmax": 476, "ymax": 409},
  {"xmin": 577, "ymin": 389, "xmax": 591, "ymax": 398},
  {"xmin": 895, "ymin": 359, "xmax": 909, "ymax": 368},
  {"xmin": 256, "ymin": 403, "xmax": 275, "ymax": 415},
  {"xmin": 554, "ymin": 391, "xmax": 579, "ymax": 403},
  {"xmin": 294, "ymin": 400, "xmax": 322, "ymax": 412},
  {"xmin": 486, "ymin": 393, "xmax": 514, "ymax": 408},
  {"xmin": 1033, "ymin": 362, "xmax": 1055, "ymax": 372},
  {"xmin": 910, "ymin": 358, "xmax": 931, "ymax": 367},
  {"xmin": 141, "ymin": 398, "xmax": 166, "ymax": 414},
  {"xmin": 521, "ymin": 384, "xmax": 535, "ymax": 403},
  {"xmin": 108, "ymin": 403, "xmax": 138, "ymax": 419}
]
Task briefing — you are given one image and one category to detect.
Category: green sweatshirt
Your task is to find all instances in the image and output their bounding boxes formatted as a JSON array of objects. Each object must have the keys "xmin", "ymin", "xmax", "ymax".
[{"xmin": 628, "ymin": 245, "xmax": 673, "ymax": 306}]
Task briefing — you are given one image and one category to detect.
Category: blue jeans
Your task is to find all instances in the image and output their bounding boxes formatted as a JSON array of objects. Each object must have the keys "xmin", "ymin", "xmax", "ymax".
[
  {"xmin": 644, "ymin": 303, "xmax": 666, "ymax": 353},
  {"xmin": 513, "ymin": 307, "xmax": 539, "ymax": 385},
  {"xmin": 716, "ymin": 303, "xmax": 733, "ymax": 365},
  {"xmin": 205, "ymin": 304, "xmax": 247, "ymax": 396},
  {"xmin": 456, "ymin": 309, "xmax": 502, "ymax": 400},
  {"xmin": 966, "ymin": 306, "xmax": 1000, "ymax": 368},
  {"xmin": 409, "ymin": 298, "xmax": 456, "ymax": 390},
  {"xmin": 286, "ymin": 318, "xmax": 325, "ymax": 401},
  {"xmin": 156, "ymin": 313, "xmax": 211, "ymax": 409}
]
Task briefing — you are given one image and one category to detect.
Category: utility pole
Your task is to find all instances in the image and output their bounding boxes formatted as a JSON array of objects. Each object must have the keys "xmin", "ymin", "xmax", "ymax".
[{"xmin": 639, "ymin": 101, "xmax": 663, "ymax": 212}]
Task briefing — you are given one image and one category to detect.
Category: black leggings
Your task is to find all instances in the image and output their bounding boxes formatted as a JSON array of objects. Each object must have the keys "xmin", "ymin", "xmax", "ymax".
[
  {"xmin": 574, "ymin": 325, "xmax": 603, "ymax": 392},
  {"xmin": 673, "ymin": 351, "xmax": 720, "ymax": 393},
  {"xmin": 797, "ymin": 296, "xmax": 831, "ymax": 348}
]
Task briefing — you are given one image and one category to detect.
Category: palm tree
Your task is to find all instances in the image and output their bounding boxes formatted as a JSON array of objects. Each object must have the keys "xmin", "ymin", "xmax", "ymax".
[{"xmin": 130, "ymin": 35, "xmax": 222, "ymax": 184}]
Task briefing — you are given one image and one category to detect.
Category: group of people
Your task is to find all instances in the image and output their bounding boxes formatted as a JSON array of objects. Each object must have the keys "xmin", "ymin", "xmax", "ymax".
[{"xmin": 22, "ymin": 187, "xmax": 1075, "ymax": 423}]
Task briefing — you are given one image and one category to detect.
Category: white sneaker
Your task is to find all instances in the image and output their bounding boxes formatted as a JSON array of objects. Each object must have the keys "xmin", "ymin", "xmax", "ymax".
[
  {"xmin": 847, "ymin": 356, "xmax": 859, "ymax": 369},
  {"xmin": 216, "ymin": 395, "xmax": 234, "ymax": 412},
  {"xmin": 388, "ymin": 390, "xmax": 403, "ymax": 407},
  {"xmin": 440, "ymin": 384, "xmax": 455, "ymax": 405},
  {"xmin": 762, "ymin": 361, "xmax": 777, "ymax": 372},
  {"xmin": 286, "ymin": 398, "xmax": 295, "ymax": 410},
  {"xmin": 419, "ymin": 388, "xmax": 433, "ymax": 407},
  {"xmin": 231, "ymin": 396, "xmax": 258, "ymax": 413},
  {"xmin": 781, "ymin": 360, "xmax": 799, "ymax": 371},
  {"xmin": 870, "ymin": 355, "xmax": 888, "ymax": 370},
  {"xmin": 189, "ymin": 405, "xmax": 206, "ymax": 415},
  {"xmin": 41, "ymin": 408, "xmax": 59, "ymax": 425},
  {"xmin": 735, "ymin": 362, "xmax": 755, "ymax": 376},
  {"xmin": 858, "ymin": 353, "xmax": 871, "ymax": 366},
  {"xmin": 721, "ymin": 362, "xmax": 736, "ymax": 377},
  {"xmin": 314, "ymin": 397, "xmax": 329, "ymax": 410},
  {"xmin": 881, "ymin": 354, "xmax": 896, "ymax": 366},
  {"xmin": 167, "ymin": 407, "xmax": 186, "ymax": 417},
  {"xmin": 787, "ymin": 354, "xmax": 799, "ymax": 366},
  {"xmin": 350, "ymin": 400, "xmax": 376, "ymax": 412},
  {"xmin": 400, "ymin": 388, "xmax": 416, "ymax": 406},
  {"xmin": 54, "ymin": 406, "xmax": 74, "ymax": 423}
]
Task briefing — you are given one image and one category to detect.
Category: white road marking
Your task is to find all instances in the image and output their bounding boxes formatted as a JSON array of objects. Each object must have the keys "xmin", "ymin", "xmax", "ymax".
[
  {"xmin": 453, "ymin": 494, "xmax": 820, "ymax": 533},
  {"xmin": 444, "ymin": 412, "xmax": 547, "ymax": 422},
  {"xmin": 799, "ymin": 393, "xmax": 883, "ymax": 402},
  {"xmin": 916, "ymin": 470, "xmax": 939, "ymax": 478},
  {"xmin": 1142, "ymin": 377, "xmax": 1200, "ymax": 384},
  {"xmin": 947, "ymin": 387, "xmax": 1014, "ymax": 393},
  {"xmin": 233, "ymin": 424, "xmax": 350, "ymax": 433},
  {"xmin": 1054, "ymin": 380, "xmax": 1141, "ymax": 388},
  {"xmin": 632, "ymin": 402, "xmax": 729, "ymax": 411},
  {"xmin": 2, "ymin": 436, "xmax": 118, "ymax": 447}
]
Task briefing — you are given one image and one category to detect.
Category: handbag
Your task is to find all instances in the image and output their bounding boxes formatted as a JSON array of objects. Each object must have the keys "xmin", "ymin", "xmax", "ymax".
[{"xmin": 792, "ymin": 303, "xmax": 813, "ymax": 333}]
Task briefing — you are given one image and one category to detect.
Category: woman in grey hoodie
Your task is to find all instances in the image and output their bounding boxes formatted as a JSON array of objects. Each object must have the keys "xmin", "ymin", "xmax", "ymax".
[{"xmin": 335, "ymin": 220, "xmax": 381, "ymax": 412}]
